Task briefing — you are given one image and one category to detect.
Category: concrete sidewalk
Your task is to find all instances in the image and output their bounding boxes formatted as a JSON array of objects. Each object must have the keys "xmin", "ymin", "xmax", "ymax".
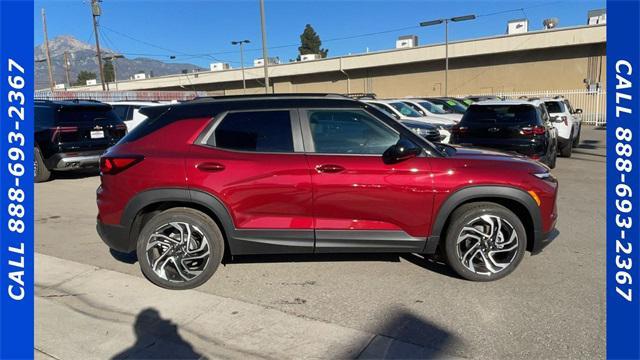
[{"xmin": 35, "ymin": 253, "xmax": 456, "ymax": 359}]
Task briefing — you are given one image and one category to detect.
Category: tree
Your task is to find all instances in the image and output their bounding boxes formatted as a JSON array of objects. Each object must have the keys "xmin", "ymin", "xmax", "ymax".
[
  {"xmin": 298, "ymin": 24, "xmax": 328, "ymax": 59},
  {"xmin": 74, "ymin": 71, "xmax": 97, "ymax": 86},
  {"xmin": 103, "ymin": 59, "xmax": 115, "ymax": 83}
]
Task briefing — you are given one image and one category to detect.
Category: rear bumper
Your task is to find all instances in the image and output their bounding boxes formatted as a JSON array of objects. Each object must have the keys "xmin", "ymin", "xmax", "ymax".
[
  {"xmin": 47, "ymin": 150, "xmax": 104, "ymax": 171},
  {"xmin": 96, "ymin": 219, "xmax": 135, "ymax": 253}
]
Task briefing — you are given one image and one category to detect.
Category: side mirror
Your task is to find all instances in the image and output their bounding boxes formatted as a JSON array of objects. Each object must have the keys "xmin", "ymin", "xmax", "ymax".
[
  {"xmin": 575, "ymin": 108, "xmax": 583, "ymax": 114},
  {"xmin": 383, "ymin": 139, "xmax": 421, "ymax": 164}
]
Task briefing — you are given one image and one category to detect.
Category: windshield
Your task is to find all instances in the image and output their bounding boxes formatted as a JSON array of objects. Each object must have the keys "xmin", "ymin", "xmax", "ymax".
[
  {"xmin": 417, "ymin": 100, "xmax": 449, "ymax": 114},
  {"xmin": 462, "ymin": 104, "xmax": 539, "ymax": 124},
  {"xmin": 428, "ymin": 98, "xmax": 467, "ymax": 114},
  {"xmin": 387, "ymin": 102, "xmax": 422, "ymax": 118},
  {"xmin": 544, "ymin": 101, "xmax": 565, "ymax": 113}
]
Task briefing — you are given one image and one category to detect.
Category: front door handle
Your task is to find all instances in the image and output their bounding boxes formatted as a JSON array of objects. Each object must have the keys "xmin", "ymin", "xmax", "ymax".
[
  {"xmin": 316, "ymin": 164, "xmax": 345, "ymax": 173},
  {"xmin": 197, "ymin": 162, "xmax": 225, "ymax": 172}
]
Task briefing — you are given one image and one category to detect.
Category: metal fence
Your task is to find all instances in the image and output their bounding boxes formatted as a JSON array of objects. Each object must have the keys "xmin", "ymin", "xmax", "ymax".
[
  {"xmin": 34, "ymin": 90, "xmax": 207, "ymax": 102},
  {"xmin": 454, "ymin": 89, "xmax": 607, "ymax": 126}
]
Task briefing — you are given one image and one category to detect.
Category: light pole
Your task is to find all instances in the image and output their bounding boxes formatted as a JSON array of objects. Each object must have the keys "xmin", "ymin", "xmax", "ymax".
[
  {"xmin": 259, "ymin": 0, "xmax": 270, "ymax": 94},
  {"xmin": 232, "ymin": 40, "xmax": 250, "ymax": 94},
  {"xmin": 103, "ymin": 54, "xmax": 124, "ymax": 91},
  {"xmin": 420, "ymin": 14, "xmax": 476, "ymax": 96}
]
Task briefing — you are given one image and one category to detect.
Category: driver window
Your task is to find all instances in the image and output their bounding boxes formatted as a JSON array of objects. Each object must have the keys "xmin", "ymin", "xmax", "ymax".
[{"xmin": 307, "ymin": 110, "xmax": 399, "ymax": 154}]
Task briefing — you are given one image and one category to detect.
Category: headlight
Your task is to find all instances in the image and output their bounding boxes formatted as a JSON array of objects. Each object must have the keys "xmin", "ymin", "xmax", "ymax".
[
  {"xmin": 437, "ymin": 124, "xmax": 454, "ymax": 131},
  {"xmin": 532, "ymin": 172, "xmax": 557, "ymax": 183},
  {"xmin": 411, "ymin": 127, "xmax": 429, "ymax": 137}
]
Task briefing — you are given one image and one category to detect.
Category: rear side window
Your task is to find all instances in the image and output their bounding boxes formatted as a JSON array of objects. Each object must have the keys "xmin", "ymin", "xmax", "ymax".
[
  {"xmin": 462, "ymin": 105, "xmax": 539, "ymax": 124},
  {"xmin": 544, "ymin": 101, "xmax": 565, "ymax": 113},
  {"xmin": 211, "ymin": 110, "xmax": 293, "ymax": 153}
]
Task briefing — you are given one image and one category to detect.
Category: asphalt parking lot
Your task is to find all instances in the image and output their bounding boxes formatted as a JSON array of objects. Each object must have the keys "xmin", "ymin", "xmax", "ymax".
[{"xmin": 35, "ymin": 127, "xmax": 606, "ymax": 359}]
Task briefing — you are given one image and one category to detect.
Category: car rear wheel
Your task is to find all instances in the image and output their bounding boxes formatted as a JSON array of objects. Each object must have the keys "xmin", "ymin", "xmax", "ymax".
[
  {"xmin": 559, "ymin": 138, "xmax": 572, "ymax": 158},
  {"xmin": 572, "ymin": 129, "xmax": 581, "ymax": 148},
  {"xmin": 34, "ymin": 147, "xmax": 51, "ymax": 183},
  {"xmin": 137, "ymin": 207, "xmax": 224, "ymax": 290},
  {"xmin": 443, "ymin": 202, "xmax": 526, "ymax": 281}
]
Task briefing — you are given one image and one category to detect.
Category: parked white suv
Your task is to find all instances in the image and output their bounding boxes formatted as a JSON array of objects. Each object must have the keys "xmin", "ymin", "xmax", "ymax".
[
  {"xmin": 364, "ymin": 99, "xmax": 454, "ymax": 143},
  {"xmin": 542, "ymin": 98, "xmax": 582, "ymax": 157},
  {"xmin": 107, "ymin": 101, "xmax": 164, "ymax": 131}
]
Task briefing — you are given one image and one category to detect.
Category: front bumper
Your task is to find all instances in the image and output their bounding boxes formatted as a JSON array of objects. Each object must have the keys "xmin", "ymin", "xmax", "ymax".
[{"xmin": 97, "ymin": 219, "xmax": 135, "ymax": 253}]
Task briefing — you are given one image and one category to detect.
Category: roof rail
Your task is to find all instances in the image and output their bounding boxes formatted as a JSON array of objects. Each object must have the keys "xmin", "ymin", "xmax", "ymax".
[
  {"xmin": 343, "ymin": 93, "xmax": 377, "ymax": 100},
  {"xmin": 189, "ymin": 93, "xmax": 351, "ymax": 102}
]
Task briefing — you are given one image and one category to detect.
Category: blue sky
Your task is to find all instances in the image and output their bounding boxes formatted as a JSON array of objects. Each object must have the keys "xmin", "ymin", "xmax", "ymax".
[{"xmin": 34, "ymin": 0, "xmax": 605, "ymax": 68}]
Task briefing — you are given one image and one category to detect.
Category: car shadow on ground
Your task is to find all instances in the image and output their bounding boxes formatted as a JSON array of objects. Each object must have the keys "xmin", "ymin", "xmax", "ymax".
[
  {"xmin": 112, "ymin": 308, "xmax": 205, "ymax": 360},
  {"xmin": 348, "ymin": 308, "xmax": 462, "ymax": 359},
  {"xmin": 49, "ymin": 168, "xmax": 100, "ymax": 181},
  {"xmin": 108, "ymin": 249, "xmax": 463, "ymax": 280}
]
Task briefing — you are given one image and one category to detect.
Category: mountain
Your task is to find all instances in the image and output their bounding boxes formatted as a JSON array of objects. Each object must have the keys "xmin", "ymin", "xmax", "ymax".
[{"xmin": 35, "ymin": 35, "xmax": 204, "ymax": 89}]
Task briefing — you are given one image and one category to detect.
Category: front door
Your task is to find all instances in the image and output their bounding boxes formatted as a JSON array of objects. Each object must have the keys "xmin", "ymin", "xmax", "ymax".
[{"xmin": 300, "ymin": 108, "xmax": 434, "ymax": 253}]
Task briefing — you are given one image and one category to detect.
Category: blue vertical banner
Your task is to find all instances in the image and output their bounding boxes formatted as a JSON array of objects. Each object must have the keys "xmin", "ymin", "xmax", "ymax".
[
  {"xmin": 607, "ymin": 1, "xmax": 640, "ymax": 359},
  {"xmin": 0, "ymin": 0, "xmax": 35, "ymax": 359}
]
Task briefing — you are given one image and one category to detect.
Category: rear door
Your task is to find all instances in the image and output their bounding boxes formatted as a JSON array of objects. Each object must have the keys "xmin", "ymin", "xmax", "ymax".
[
  {"xmin": 301, "ymin": 108, "xmax": 432, "ymax": 253},
  {"xmin": 186, "ymin": 109, "xmax": 314, "ymax": 254},
  {"xmin": 55, "ymin": 105, "xmax": 127, "ymax": 152}
]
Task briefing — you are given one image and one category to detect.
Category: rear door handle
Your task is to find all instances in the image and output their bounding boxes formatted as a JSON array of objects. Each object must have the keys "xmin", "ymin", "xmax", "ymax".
[
  {"xmin": 316, "ymin": 164, "xmax": 345, "ymax": 173},
  {"xmin": 197, "ymin": 162, "xmax": 225, "ymax": 172}
]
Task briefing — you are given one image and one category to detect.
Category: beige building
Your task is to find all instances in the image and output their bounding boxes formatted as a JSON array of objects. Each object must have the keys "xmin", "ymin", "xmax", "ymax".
[{"xmin": 73, "ymin": 24, "xmax": 606, "ymax": 97}]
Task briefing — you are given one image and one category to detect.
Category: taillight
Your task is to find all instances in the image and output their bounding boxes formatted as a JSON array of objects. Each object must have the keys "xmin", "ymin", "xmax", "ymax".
[
  {"xmin": 115, "ymin": 123, "xmax": 127, "ymax": 131},
  {"xmin": 50, "ymin": 126, "xmax": 78, "ymax": 142},
  {"xmin": 100, "ymin": 156, "xmax": 143, "ymax": 175},
  {"xmin": 522, "ymin": 126, "xmax": 546, "ymax": 136}
]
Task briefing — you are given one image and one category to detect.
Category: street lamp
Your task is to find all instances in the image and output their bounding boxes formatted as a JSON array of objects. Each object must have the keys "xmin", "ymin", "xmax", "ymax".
[
  {"xmin": 420, "ymin": 14, "xmax": 476, "ymax": 96},
  {"xmin": 231, "ymin": 40, "xmax": 251, "ymax": 94},
  {"xmin": 103, "ymin": 54, "xmax": 124, "ymax": 91}
]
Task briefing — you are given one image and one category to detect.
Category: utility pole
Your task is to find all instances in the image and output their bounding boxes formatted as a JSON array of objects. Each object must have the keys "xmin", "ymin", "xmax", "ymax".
[
  {"xmin": 259, "ymin": 0, "xmax": 270, "ymax": 94},
  {"xmin": 420, "ymin": 14, "xmax": 476, "ymax": 96},
  {"xmin": 231, "ymin": 40, "xmax": 250, "ymax": 94},
  {"xmin": 41, "ymin": 9, "xmax": 55, "ymax": 91},
  {"xmin": 63, "ymin": 51, "xmax": 71, "ymax": 87},
  {"xmin": 91, "ymin": 0, "xmax": 106, "ymax": 90}
]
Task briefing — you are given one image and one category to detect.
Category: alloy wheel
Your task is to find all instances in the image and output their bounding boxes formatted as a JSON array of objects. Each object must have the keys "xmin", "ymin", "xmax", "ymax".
[
  {"xmin": 455, "ymin": 215, "xmax": 519, "ymax": 276},
  {"xmin": 145, "ymin": 222, "xmax": 211, "ymax": 283}
]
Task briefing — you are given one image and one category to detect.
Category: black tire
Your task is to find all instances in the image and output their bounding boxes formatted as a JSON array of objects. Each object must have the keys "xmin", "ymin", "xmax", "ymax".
[
  {"xmin": 34, "ymin": 147, "xmax": 51, "ymax": 183},
  {"xmin": 137, "ymin": 207, "xmax": 224, "ymax": 290},
  {"xmin": 572, "ymin": 129, "xmax": 581, "ymax": 148},
  {"xmin": 546, "ymin": 147, "xmax": 557, "ymax": 169},
  {"xmin": 559, "ymin": 139, "xmax": 572, "ymax": 158},
  {"xmin": 443, "ymin": 202, "xmax": 527, "ymax": 282}
]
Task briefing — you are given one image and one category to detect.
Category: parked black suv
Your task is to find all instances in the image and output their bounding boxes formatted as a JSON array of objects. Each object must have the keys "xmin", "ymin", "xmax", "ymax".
[
  {"xmin": 450, "ymin": 100, "xmax": 558, "ymax": 168},
  {"xmin": 34, "ymin": 99, "xmax": 127, "ymax": 182}
]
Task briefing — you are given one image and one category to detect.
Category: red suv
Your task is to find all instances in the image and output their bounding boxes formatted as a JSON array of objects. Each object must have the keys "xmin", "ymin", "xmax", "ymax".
[{"xmin": 96, "ymin": 94, "xmax": 558, "ymax": 289}]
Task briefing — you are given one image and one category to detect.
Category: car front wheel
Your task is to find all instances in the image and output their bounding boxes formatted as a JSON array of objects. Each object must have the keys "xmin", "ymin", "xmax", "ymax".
[
  {"xmin": 444, "ymin": 202, "xmax": 527, "ymax": 281},
  {"xmin": 137, "ymin": 207, "xmax": 224, "ymax": 289}
]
